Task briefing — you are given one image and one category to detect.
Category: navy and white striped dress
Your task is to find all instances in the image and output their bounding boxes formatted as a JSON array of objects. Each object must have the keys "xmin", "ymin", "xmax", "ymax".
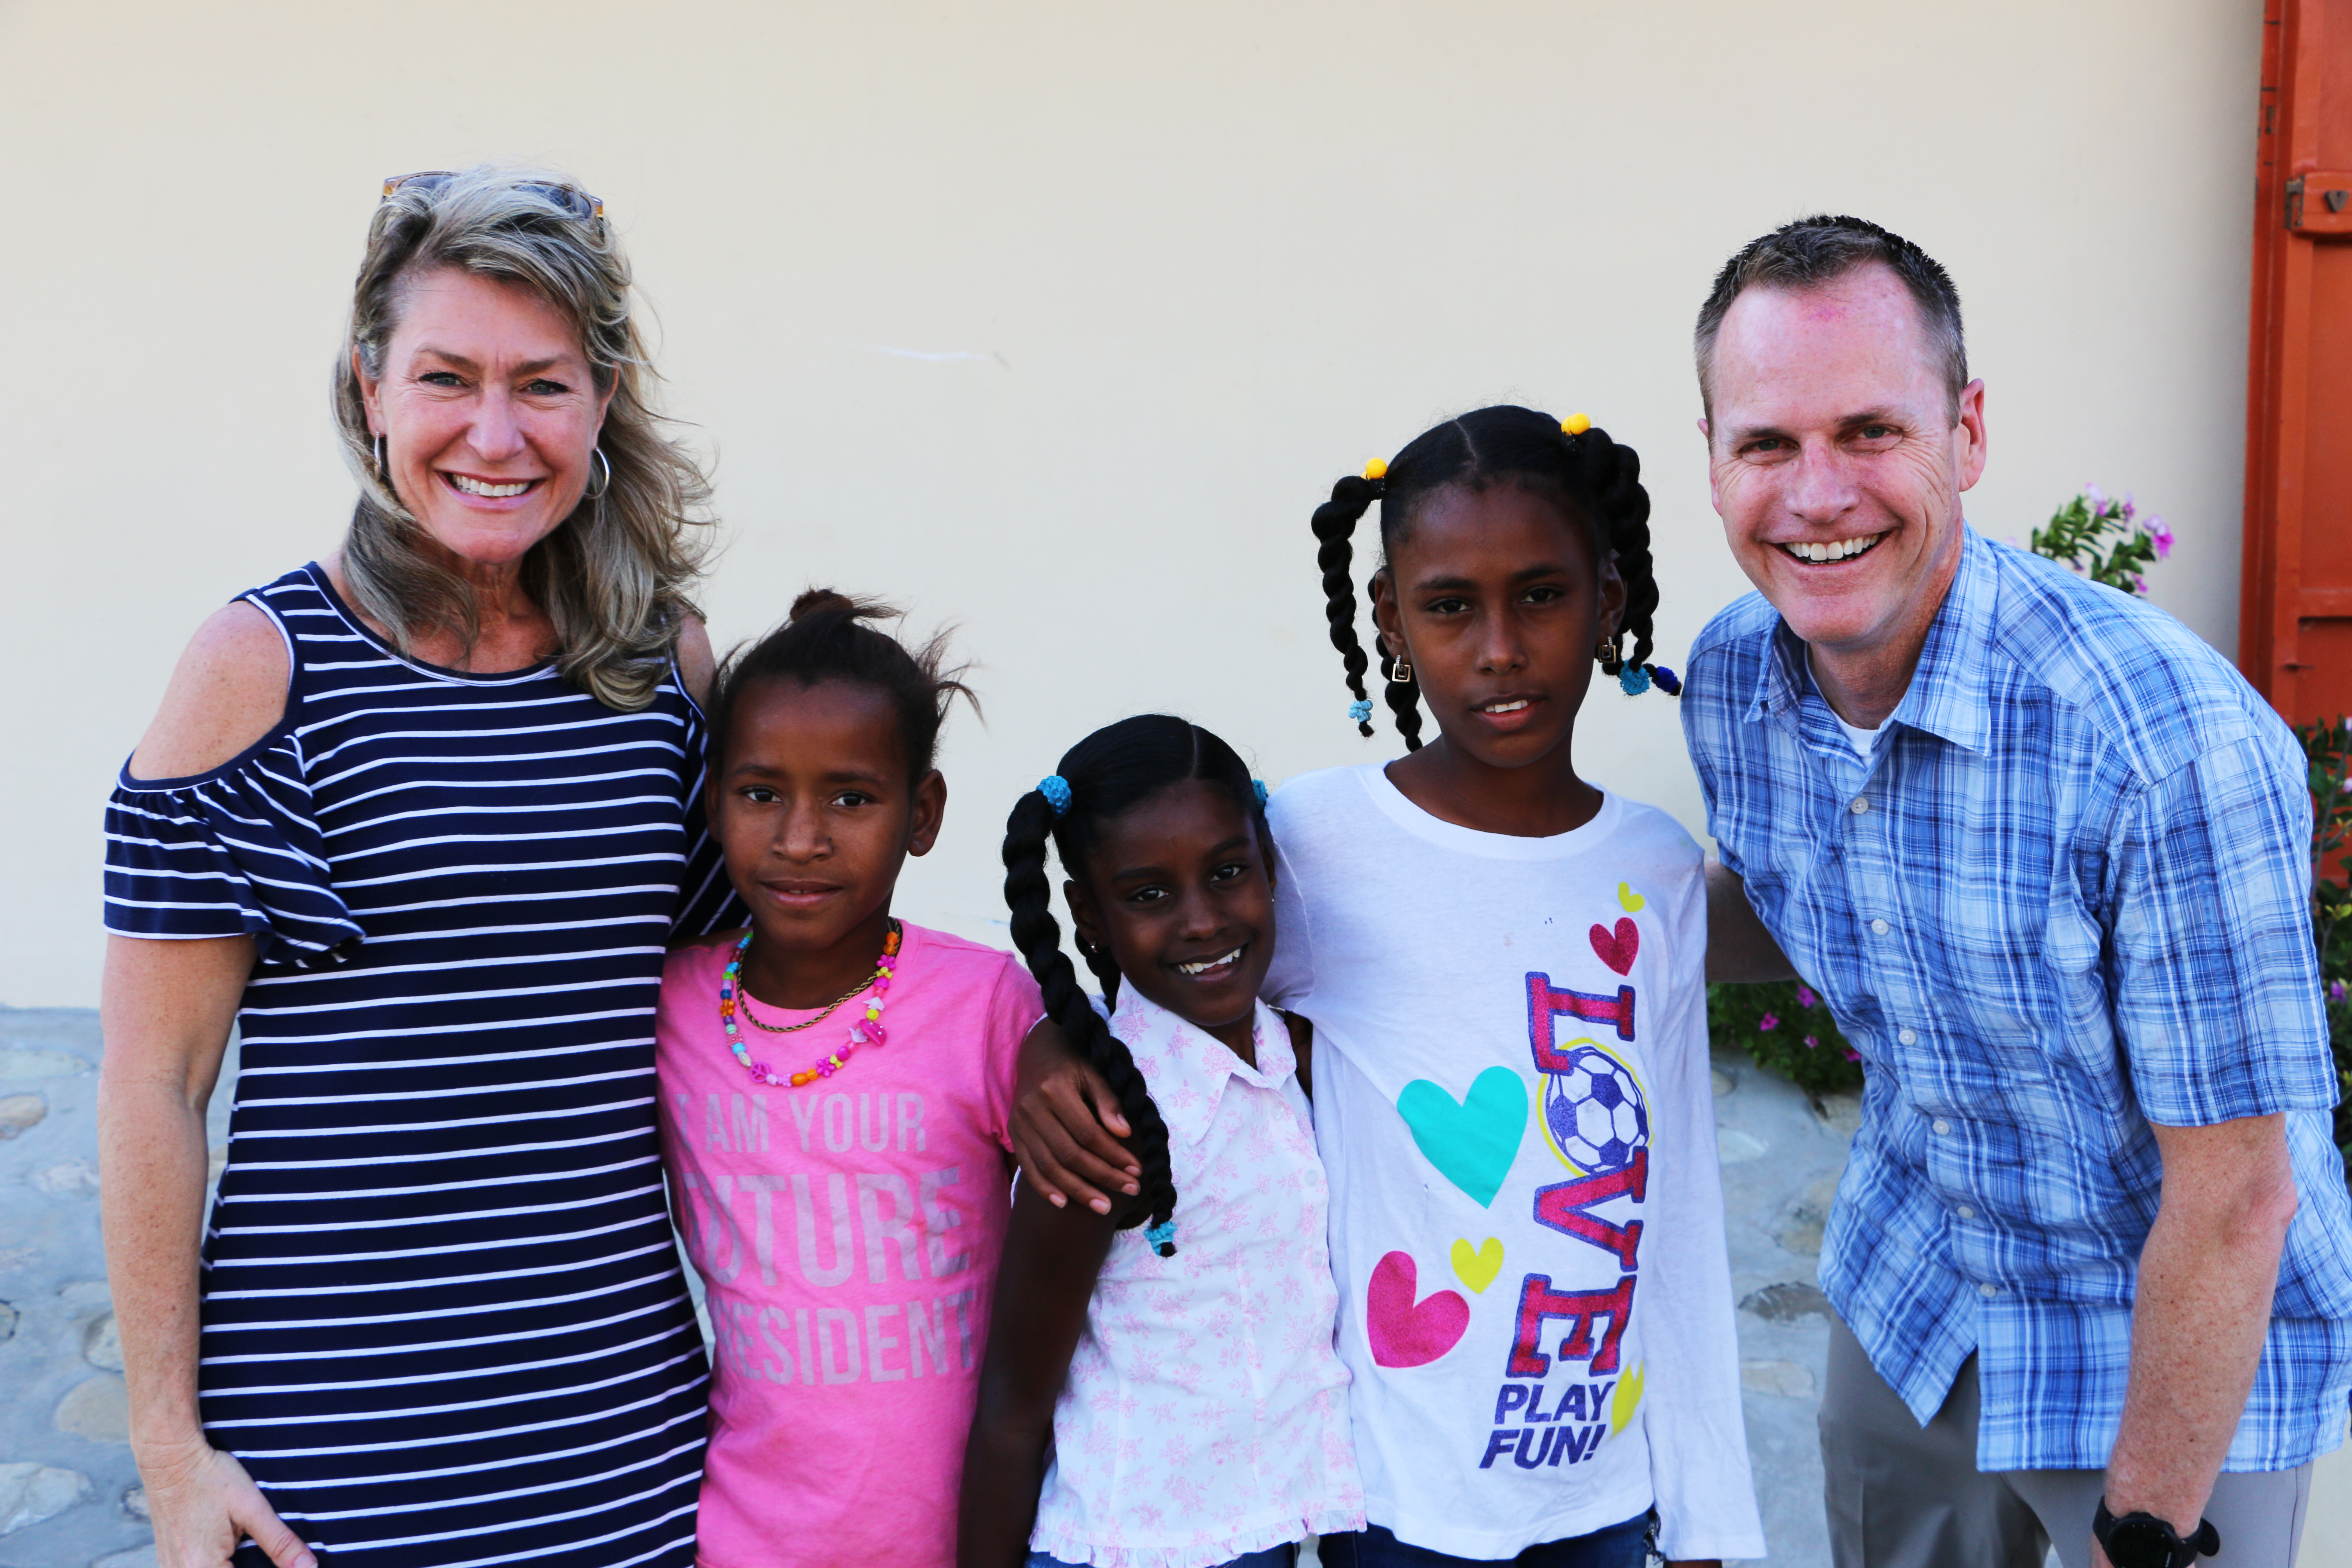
[{"xmin": 105, "ymin": 564, "xmax": 735, "ymax": 1568}]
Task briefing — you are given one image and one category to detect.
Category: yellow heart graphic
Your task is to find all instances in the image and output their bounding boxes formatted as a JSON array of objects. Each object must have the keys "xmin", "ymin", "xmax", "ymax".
[
  {"xmin": 1450, "ymin": 1236, "xmax": 1504, "ymax": 1294},
  {"xmin": 1611, "ymin": 1360, "xmax": 1646, "ymax": 1433},
  {"xmin": 1617, "ymin": 882, "xmax": 1646, "ymax": 913}
]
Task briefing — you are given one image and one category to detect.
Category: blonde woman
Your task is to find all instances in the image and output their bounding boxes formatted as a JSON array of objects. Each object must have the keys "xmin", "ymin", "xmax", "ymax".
[{"xmin": 101, "ymin": 167, "xmax": 731, "ymax": 1568}]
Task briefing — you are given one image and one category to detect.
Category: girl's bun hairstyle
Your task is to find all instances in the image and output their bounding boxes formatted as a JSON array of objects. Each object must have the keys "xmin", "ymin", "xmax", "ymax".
[
  {"xmin": 707, "ymin": 589, "xmax": 974, "ymax": 779},
  {"xmin": 1313, "ymin": 404, "xmax": 1667, "ymax": 752},
  {"xmin": 1000, "ymin": 715, "xmax": 1268, "ymax": 1257}
]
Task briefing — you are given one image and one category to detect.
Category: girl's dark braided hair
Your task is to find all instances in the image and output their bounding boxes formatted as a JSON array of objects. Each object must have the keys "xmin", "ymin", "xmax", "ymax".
[
  {"xmin": 1312, "ymin": 404, "xmax": 1675, "ymax": 752},
  {"xmin": 1000, "ymin": 715, "xmax": 1269, "ymax": 1257}
]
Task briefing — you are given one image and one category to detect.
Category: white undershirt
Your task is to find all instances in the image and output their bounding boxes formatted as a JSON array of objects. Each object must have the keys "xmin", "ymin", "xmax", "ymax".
[
  {"xmin": 1833, "ymin": 710, "xmax": 1884, "ymax": 759},
  {"xmin": 1808, "ymin": 649, "xmax": 1886, "ymax": 758}
]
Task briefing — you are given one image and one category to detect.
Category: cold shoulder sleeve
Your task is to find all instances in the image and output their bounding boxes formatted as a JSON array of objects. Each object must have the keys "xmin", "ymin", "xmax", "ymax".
[{"xmin": 104, "ymin": 731, "xmax": 362, "ymax": 968}]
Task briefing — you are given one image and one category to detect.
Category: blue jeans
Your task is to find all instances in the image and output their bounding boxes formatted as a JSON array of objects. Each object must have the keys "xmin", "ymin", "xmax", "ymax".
[
  {"xmin": 1316, "ymin": 1514, "xmax": 1652, "ymax": 1568},
  {"xmin": 1027, "ymin": 1548, "xmax": 1295, "ymax": 1568}
]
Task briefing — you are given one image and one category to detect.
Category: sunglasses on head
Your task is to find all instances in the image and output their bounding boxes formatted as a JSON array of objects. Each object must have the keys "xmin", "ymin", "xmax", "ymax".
[{"xmin": 379, "ymin": 172, "xmax": 605, "ymax": 222}]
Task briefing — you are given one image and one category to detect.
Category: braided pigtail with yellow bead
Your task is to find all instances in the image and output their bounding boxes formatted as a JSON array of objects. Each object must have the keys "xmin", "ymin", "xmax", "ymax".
[
  {"xmin": 1556, "ymin": 415, "xmax": 1680, "ymax": 698},
  {"xmin": 1312, "ymin": 461, "xmax": 1386, "ymax": 738}
]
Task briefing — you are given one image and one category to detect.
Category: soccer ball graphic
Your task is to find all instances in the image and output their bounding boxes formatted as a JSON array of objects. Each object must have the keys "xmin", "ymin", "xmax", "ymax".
[{"xmin": 1542, "ymin": 1045, "xmax": 1650, "ymax": 1173}]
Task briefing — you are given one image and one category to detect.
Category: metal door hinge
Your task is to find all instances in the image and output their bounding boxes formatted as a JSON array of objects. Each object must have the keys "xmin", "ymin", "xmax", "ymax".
[{"xmin": 2288, "ymin": 173, "xmax": 2352, "ymax": 233}]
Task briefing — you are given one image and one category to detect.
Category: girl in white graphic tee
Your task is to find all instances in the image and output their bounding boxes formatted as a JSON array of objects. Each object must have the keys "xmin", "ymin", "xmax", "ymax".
[{"xmin": 1014, "ymin": 408, "xmax": 1762, "ymax": 1568}]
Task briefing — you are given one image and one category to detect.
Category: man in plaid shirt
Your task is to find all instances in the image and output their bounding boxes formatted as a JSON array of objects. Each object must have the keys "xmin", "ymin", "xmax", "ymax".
[{"xmin": 1684, "ymin": 217, "xmax": 2352, "ymax": 1568}]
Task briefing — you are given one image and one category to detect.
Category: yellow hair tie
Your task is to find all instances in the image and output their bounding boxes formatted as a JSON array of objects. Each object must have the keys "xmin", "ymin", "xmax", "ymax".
[
  {"xmin": 1562, "ymin": 413, "xmax": 1592, "ymax": 436},
  {"xmin": 1363, "ymin": 458, "xmax": 1388, "ymax": 481}
]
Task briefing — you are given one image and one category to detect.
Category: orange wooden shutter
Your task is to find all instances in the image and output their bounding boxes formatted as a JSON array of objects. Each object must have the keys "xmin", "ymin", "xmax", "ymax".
[{"xmin": 2243, "ymin": 0, "xmax": 2352, "ymax": 725}]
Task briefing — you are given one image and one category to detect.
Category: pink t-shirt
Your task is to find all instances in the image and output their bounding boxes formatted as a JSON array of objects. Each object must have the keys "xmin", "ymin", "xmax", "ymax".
[{"xmin": 655, "ymin": 922, "xmax": 1041, "ymax": 1568}]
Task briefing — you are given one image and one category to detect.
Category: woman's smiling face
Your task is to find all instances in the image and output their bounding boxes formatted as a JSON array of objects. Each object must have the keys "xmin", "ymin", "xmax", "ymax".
[{"xmin": 357, "ymin": 266, "xmax": 612, "ymax": 570}]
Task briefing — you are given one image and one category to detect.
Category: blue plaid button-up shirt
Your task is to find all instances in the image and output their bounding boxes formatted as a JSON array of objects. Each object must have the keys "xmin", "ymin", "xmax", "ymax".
[{"xmin": 1683, "ymin": 526, "xmax": 2352, "ymax": 1472}]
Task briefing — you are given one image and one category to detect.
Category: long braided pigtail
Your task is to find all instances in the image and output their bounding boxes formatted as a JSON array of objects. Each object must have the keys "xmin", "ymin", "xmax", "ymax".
[
  {"xmin": 1001, "ymin": 789, "xmax": 1180, "ymax": 1255},
  {"xmin": 1313, "ymin": 474, "xmax": 1382, "ymax": 738},
  {"xmin": 1568, "ymin": 425, "xmax": 1680, "ymax": 698}
]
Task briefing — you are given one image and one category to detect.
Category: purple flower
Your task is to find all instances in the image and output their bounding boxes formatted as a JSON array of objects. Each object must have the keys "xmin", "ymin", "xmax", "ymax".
[
  {"xmin": 1842, "ymin": 1047, "xmax": 1862, "ymax": 1063},
  {"xmin": 1803, "ymin": 1034, "xmax": 1821, "ymax": 1049},
  {"xmin": 2145, "ymin": 516, "xmax": 2173, "ymax": 559},
  {"xmin": 2119, "ymin": 494, "xmax": 2137, "ymax": 521},
  {"xmin": 2331, "ymin": 980, "xmax": 2347, "ymax": 1003},
  {"xmin": 2131, "ymin": 574, "xmax": 2148, "ymax": 595},
  {"xmin": 1758, "ymin": 1012, "xmax": 1780, "ymax": 1032},
  {"xmin": 2085, "ymin": 483, "xmax": 2107, "ymax": 510}
]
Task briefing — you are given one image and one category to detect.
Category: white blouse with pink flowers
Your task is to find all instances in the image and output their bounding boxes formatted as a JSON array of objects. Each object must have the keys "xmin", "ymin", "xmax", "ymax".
[{"xmin": 1028, "ymin": 990, "xmax": 1364, "ymax": 1568}]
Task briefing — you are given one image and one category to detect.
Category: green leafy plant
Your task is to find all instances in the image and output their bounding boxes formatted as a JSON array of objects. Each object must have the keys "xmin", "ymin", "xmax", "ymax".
[
  {"xmin": 2026, "ymin": 485, "xmax": 2172, "ymax": 592},
  {"xmin": 1709, "ymin": 978, "xmax": 1862, "ymax": 1098},
  {"xmin": 2300, "ymin": 717, "xmax": 2352, "ymax": 1161}
]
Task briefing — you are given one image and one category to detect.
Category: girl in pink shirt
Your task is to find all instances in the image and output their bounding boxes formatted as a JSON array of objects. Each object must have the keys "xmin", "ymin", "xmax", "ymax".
[{"xmin": 656, "ymin": 589, "xmax": 1044, "ymax": 1568}]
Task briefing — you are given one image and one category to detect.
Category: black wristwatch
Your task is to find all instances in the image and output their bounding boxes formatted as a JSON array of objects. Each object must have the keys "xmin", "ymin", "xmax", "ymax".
[{"xmin": 2093, "ymin": 1499, "xmax": 2221, "ymax": 1568}]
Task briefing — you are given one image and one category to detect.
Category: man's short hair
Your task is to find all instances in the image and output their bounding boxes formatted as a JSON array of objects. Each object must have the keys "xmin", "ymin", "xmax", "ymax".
[{"xmin": 1695, "ymin": 215, "xmax": 1968, "ymax": 420}]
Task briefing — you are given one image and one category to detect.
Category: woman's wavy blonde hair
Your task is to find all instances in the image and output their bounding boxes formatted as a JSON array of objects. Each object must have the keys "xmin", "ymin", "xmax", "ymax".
[{"xmin": 331, "ymin": 165, "xmax": 714, "ymax": 710}]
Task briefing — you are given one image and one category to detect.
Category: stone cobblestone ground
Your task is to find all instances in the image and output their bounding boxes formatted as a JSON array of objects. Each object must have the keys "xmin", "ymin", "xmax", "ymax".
[
  {"xmin": 5, "ymin": 1003, "xmax": 2344, "ymax": 1566},
  {"xmin": 0, "ymin": 1005, "xmax": 180, "ymax": 1568}
]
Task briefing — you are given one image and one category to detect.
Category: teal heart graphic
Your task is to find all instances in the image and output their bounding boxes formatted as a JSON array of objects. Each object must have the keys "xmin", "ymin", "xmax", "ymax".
[{"xmin": 1396, "ymin": 1067, "xmax": 1528, "ymax": 1209}]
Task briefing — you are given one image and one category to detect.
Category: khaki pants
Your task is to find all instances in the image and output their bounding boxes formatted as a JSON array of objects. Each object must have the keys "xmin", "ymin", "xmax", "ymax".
[{"xmin": 1820, "ymin": 1316, "xmax": 2311, "ymax": 1568}]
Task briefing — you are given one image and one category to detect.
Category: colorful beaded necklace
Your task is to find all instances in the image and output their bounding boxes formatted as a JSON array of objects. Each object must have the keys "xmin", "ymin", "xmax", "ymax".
[{"xmin": 719, "ymin": 920, "xmax": 901, "ymax": 1088}]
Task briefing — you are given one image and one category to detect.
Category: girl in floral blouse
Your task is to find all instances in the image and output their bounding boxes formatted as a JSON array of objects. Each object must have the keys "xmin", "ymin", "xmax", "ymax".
[{"xmin": 958, "ymin": 715, "xmax": 1363, "ymax": 1568}]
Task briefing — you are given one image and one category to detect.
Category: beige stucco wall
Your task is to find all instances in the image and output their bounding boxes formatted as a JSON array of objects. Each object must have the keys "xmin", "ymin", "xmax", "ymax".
[{"xmin": 2, "ymin": 0, "xmax": 2265, "ymax": 1008}]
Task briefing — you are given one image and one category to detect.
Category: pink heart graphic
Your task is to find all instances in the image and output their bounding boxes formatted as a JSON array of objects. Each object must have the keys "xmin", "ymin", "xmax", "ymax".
[
  {"xmin": 1366, "ymin": 1250, "xmax": 1470, "ymax": 1368},
  {"xmin": 1589, "ymin": 917, "xmax": 1640, "ymax": 975}
]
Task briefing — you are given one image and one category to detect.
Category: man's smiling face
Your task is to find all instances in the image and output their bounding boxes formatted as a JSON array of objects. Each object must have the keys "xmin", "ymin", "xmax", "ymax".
[{"xmin": 1703, "ymin": 262, "xmax": 1987, "ymax": 664}]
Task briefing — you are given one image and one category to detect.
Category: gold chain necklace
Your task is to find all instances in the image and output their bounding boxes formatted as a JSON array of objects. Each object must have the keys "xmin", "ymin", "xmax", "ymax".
[{"xmin": 736, "ymin": 960, "xmax": 888, "ymax": 1035}]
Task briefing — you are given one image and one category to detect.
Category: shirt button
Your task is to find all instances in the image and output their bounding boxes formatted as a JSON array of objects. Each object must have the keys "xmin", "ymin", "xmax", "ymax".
[
  {"xmin": 1850, "ymin": 797, "xmax": 1870, "ymax": 814},
  {"xmin": 1979, "ymin": 1282, "xmax": 2000, "ymax": 1298},
  {"xmin": 1956, "ymin": 1204, "xmax": 1975, "ymax": 1219},
  {"xmin": 1899, "ymin": 1028, "xmax": 1918, "ymax": 1045},
  {"xmin": 1932, "ymin": 1118, "xmax": 1952, "ymax": 1135},
  {"xmin": 1871, "ymin": 918, "xmax": 1890, "ymax": 935}
]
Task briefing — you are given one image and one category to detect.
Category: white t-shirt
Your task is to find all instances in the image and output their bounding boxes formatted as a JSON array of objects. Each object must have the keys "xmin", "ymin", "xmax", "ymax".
[{"xmin": 1264, "ymin": 764, "xmax": 1764, "ymax": 1562}]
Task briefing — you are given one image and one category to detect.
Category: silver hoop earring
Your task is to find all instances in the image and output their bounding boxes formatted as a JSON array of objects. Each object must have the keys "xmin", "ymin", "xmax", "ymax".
[
  {"xmin": 373, "ymin": 435, "xmax": 388, "ymax": 477},
  {"xmin": 583, "ymin": 447, "xmax": 612, "ymax": 501},
  {"xmin": 1387, "ymin": 653, "xmax": 1414, "ymax": 686}
]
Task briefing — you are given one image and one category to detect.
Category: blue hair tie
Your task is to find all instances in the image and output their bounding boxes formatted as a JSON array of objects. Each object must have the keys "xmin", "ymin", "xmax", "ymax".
[
  {"xmin": 1618, "ymin": 664, "xmax": 1653, "ymax": 697},
  {"xmin": 1038, "ymin": 775, "xmax": 1073, "ymax": 816},
  {"xmin": 1144, "ymin": 1218, "xmax": 1178, "ymax": 1257},
  {"xmin": 1651, "ymin": 664, "xmax": 1682, "ymax": 696},
  {"xmin": 1348, "ymin": 698, "xmax": 1374, "ymax": 724},
  {"xmin": 1252, "ymin": 779, "xmax": 1269, "ymax": 806}
]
